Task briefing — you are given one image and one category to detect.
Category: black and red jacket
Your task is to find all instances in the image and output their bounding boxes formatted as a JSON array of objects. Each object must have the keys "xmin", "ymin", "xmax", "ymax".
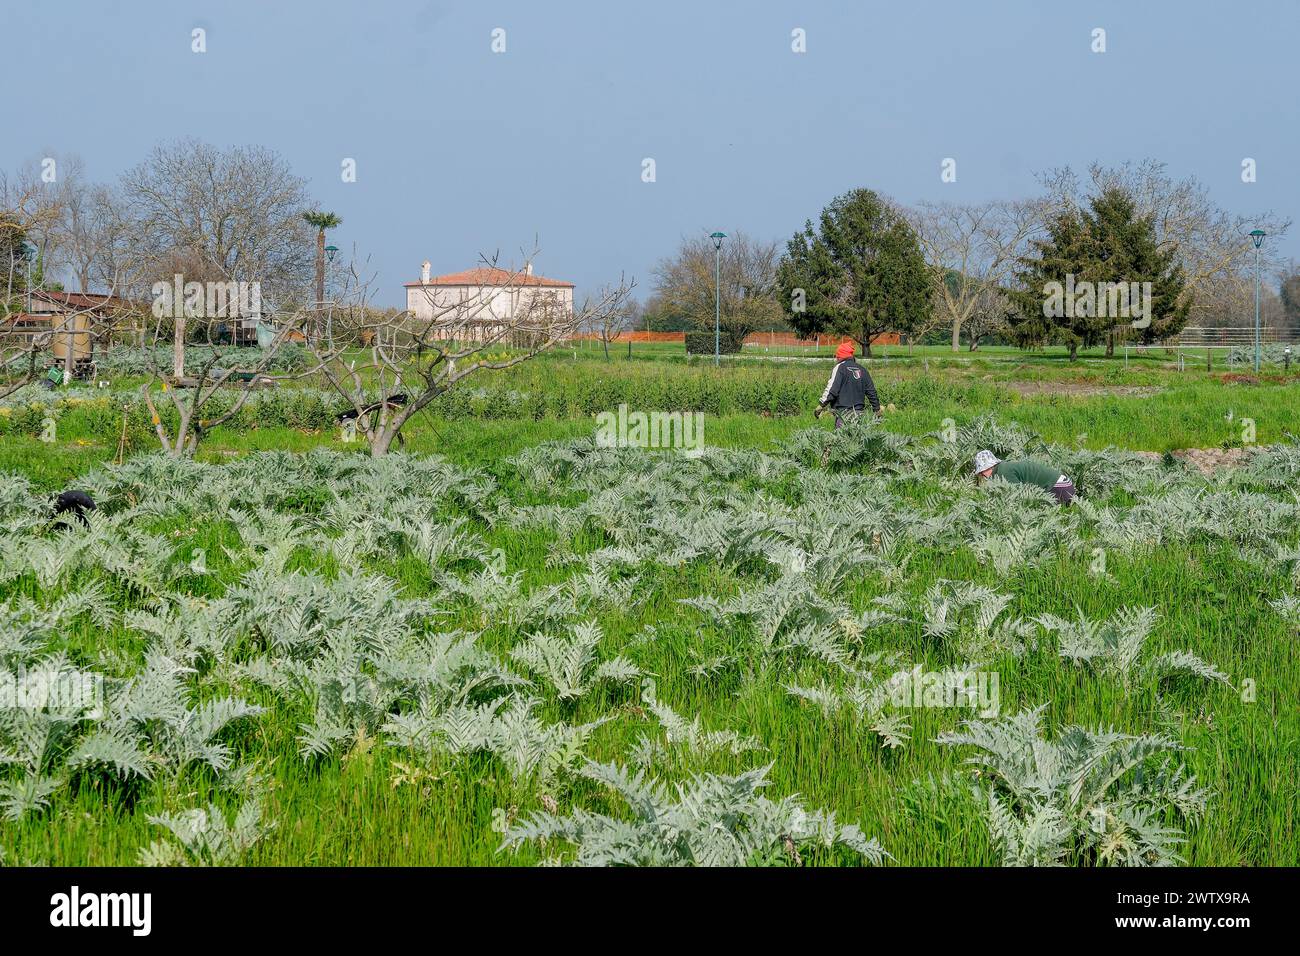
[{"xmin": 819, "ymin": 358, "xmax": 880, "ymax": 413}]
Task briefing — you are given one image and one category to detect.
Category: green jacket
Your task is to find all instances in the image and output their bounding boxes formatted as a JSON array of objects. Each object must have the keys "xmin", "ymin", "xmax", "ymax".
[{"xmin": 992, "ymin": 458, "xmax": 1065, "ymax": 490}]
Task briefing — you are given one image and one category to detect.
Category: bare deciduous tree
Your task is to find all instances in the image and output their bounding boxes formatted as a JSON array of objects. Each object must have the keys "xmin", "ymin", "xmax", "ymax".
[
  {"xmin": 963, "ymin": 285, "xmax": 1012, "ymax": 352},
  {"xmin": 307, "ymin": 249, "xmax": 634, "ymax": 456},
  {"xmin": 586, "ymin": 289, "xmax": 638, "ymax": 360},
  {"xmin": 137, "ymin": 272, "xmax": 305, "ymax": 457},
  {"xmin": 911, "ymin": 199, "xmax": 1044, "ymax": 351},
  {"xmin": 7, "ymin": 154, "xmax": 86, "ymax": 281},
  {"xmin": 120, "ymin": 139, "xmax": 314, "ymax": 305},
  {"xmin": 1039, "ymin": 160, "xmax": 1291, "ymax": 332},
  {"xmin": 58, "ymin": 181, "xmax": 141, "ymax": 297},
  {"xmin": 654, "ymin": 231, "xmax": 781, "ymax": 343},
  {"xmin": 1, "ymin": 171, "xmax": 127, "ymax": 397}
]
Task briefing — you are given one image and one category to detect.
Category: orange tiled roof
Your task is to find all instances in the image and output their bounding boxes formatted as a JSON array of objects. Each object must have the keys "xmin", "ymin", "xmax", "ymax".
[
  {"xmin": 30, "ymin": 290, "xmax": 133, "ymax": 309},
  {"xmin": 404, "ymin": 267, "xmax": 573, "ymax": 289}
]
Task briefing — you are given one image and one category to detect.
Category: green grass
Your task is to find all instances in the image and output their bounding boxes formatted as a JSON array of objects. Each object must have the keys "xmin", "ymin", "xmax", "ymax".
[
  {"xmin": 7, "ymin": 350, "xmax": 1298, "ymax": 481},
  {"xmin": 1, "ymin": 352, "xmax": 1297, "ymax": 866}
]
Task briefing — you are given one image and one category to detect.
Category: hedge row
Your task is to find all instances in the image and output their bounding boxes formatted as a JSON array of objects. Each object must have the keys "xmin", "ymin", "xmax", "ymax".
[
  {"xmin": 0, "ymin": 363, "xmax": 995, "ymax": 440},
  {"xmin": 684, "ymin": 330, "xmax": 744, "ymax": 355},
  {"xmin": 92, "ymin": 344, "xmax": 314, "ymax": 376}
]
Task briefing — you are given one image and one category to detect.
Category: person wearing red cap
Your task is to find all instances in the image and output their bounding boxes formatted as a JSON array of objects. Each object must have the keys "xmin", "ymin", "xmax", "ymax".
[{"xmin": 815, "ymin": 341, "xmax": 881, "ymax": 426}]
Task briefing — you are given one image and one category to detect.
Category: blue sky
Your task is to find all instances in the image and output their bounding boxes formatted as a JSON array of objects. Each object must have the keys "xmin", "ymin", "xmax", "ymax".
[{"xmin": 7, "ymin": 0, "xmax": 1297, "ymax": 305}]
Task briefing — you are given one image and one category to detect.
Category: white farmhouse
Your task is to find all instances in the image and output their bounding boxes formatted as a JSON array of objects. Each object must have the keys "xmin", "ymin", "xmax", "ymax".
[{"xmin": 404, "ymin": 261, "xmax": 575, "ymax": 342}]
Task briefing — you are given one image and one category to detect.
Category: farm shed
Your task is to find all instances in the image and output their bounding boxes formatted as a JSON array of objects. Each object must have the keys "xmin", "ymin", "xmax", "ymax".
[{"xmin": 4, "ymin": 290, "xmax": 139, "ymax": 376}]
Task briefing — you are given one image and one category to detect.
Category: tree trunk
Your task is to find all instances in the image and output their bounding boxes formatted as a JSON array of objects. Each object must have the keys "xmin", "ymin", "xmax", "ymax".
[
  {"xmin": 370, "ymin": 430, "xmax": 395, "ymax": 457},
  {"xmin": 1069, "ymin": 341, "xmax": 1078, "ymax": 362},
  {"xmin": 314, "ymin": 228, "xmax": 326, "ymax": 343},
  {"xmin": 63, "ymin": 315, "xmax": 76, "ymax": 378},
  {"xmin": 952, "ymin": 321, "xmax": 962, "ymax": 352},
  {"xmin": 173, "ymin": 314, "xmax": 185, "ymax": 379},
  {"xmin": 1105, "ymin": 332, "xmax": 1115, "ymax": 358}
]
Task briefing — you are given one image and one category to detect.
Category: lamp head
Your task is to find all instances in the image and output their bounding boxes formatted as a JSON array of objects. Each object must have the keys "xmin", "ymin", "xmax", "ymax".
[{"xmin": 1250, "ymin": 229, "xmax": 1266, "ymax": 249}]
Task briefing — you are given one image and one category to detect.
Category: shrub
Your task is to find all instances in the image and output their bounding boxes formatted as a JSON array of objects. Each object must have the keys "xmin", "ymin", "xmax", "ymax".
[{"xmin": 685, "ymin": 330, "xmax": 742, "ymax": 355}]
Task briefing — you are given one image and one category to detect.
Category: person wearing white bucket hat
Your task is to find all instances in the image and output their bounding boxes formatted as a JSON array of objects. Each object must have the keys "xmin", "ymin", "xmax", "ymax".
[
  {"xmin": 973, "ymin": 449, "xmax": 1075, "ymax": 505},
  {"xmin": 972, "ymin": 450, "xmax": 1000, "ymax": 475}
]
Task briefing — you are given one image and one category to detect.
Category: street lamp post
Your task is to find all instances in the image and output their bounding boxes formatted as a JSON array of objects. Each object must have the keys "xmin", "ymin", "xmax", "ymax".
[
  {"xmin": 21, "ymin": 240, "xmax": 56, "ymax": 372},
  {"xmin": 22, "ymin": 241, "xmax": 36, "ymax": 314},
  {"xmin": 324, "ymin": 245, "xmax": 338, "ymax": 350},
  {"xmin": 1250, "ymin": 230, "xmax": 1267, "ymax": 373},
  {"xmin": 709, "ymin": 232, "xmax": 726, "ymax": 367}
]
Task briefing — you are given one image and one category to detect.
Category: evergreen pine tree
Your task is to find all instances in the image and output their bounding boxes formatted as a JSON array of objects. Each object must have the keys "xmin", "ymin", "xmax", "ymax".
[
  {"xmin": 1008, "ymin": 188, "xmax": 1191, "ymax": 360},
  {"xmin": 1086, "ymin": 189, "xmax": 1190, "ymax": 345},
  {"xmin": 777, "ymin": 189, "xmax": 931, "ymax": 356}
]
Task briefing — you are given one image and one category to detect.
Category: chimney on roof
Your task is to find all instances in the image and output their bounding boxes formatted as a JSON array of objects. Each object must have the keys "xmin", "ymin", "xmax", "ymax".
[
  {"xmin": 524, "ymin": 262, "xmax": 533, "ymax": 277},
  {"xmin": 421, "ymin": 261, "xmax": 431, "ymax": 284}
]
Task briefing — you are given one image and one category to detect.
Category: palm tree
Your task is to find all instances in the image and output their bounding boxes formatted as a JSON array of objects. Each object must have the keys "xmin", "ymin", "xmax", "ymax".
[{"xmin": 303, "ymin": 210, "xmax": 342, "ymax": 342}]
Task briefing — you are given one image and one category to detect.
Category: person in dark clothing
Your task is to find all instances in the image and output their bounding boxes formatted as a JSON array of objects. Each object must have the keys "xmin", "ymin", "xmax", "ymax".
[
  {"xmin": 52, "ymin": 490, "xmax": 96, "ymax": 527},
  {"xmin": 815, "ymin": 341, "xmax": 881, "ymax": 427},
  {"xmin": 334, "ymin": 394, "xmax": 410, "ymax": 448},
  {"xmin": 334, "ymin": 393, "xmax": 408, "ymax": 424},
  {"xmin": 973, "ymin": 450, "xmax": 1076, "ymax": 505}
]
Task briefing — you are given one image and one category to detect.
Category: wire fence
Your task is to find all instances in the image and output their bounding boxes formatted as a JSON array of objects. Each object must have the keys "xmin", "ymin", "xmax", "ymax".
[
  {"xmin": 1172, "ymin": 326, "xmax": 1300, "ymax": 346},
  {"xmin": 1123, "ymin": 328, "xmax": 1298, "ymax": 370}
]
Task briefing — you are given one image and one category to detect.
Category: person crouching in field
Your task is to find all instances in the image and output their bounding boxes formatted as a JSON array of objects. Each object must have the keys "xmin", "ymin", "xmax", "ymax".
[
  {"xmin": 973, "ymin": 449, "xmax": 1076, "ymax": 505},
  {"xmin": 814, "ymin": 341, "xmax": 881, "ymax": 427}
]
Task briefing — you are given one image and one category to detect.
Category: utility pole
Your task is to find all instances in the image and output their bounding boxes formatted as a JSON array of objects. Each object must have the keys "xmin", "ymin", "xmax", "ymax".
[
  {"xmin": 1250, "ymin": 230, "xmax": 1267, "ymax": 373},
  {"xmin": 710, "ymin": 232, "xmax": 726, "ymax": 366}
]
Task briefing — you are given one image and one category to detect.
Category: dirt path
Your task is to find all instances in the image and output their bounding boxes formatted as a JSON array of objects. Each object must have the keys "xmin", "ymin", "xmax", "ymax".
[
  {"xmin": 1131, "ymin": 446, "xmax": 1252, "ymax": 475},
  {"xmin": 1002, "ymin": 381, "xmax": 1163, "ymax": 398}
]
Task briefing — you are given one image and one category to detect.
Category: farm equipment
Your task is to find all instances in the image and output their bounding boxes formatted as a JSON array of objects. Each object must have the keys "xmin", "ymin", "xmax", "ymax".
[{"xmin": 164, "ymin": 369, "xmax": 277, "ymax": 388}]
